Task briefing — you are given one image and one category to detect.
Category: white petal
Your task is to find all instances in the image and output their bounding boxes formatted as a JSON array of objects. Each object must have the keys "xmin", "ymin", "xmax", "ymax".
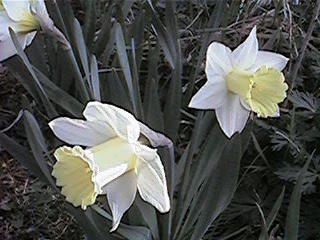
[
  {"xmin": 2, "ymin": 0, "xmax": 30, "ymax": 21},
  {"xmin": 0, "ymin": 12, "xmax": 36, "ymax": 61},
  {"xmin": 189, "ymin": 79, "xmax": 228, "ymax": 109},
  {"xmin": 0, "ymin": 31, "xmax": 36, "ymax": 62},
  {"xmin": 206, "ymin": 42, "xmax": 233, "ymax": 77},
  {"xmin": 251, "ymin": 51, "xmax": 289, "ymax": 72},
  {"xmin": 25, "ymin": 31, "xmax": 37, "ymax": 46},
  {"xmin": 135, "ymin": 144, "xmax": 170, "ymax": 213},
  {"xmin": 215, "ymin": 94, "xmax": 250, "ymax": 138},
  {"xmin": 49, "ymin": 117, "xmax": 115, "ymax": 147},
  {"xmin": 103, "ymin": 170, "xmax": 137, "ymax": 232},
  {"xmin": 271, "ymin": 106, "xmax": 280, "ymax": 118},
  {"xmin": 83, "ymin": 101, "xmax": 140, "ymax": 142},
  {"xmin": 31, "ymin": 0, "xmax": 49, "ymax": 17},
  {"xmin": 86, "ymin": 138, "xmax": 136, "ymax": 188},
  {"xmin": 0, "ymin": 11, "xmax": 11, "ymax": 36},
  {"xmin": 231, "ymin": 26, "xmax": 258, "ymax": 70}
]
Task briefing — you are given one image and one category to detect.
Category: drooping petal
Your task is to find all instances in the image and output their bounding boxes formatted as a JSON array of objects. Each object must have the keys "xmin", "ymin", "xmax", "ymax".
[
  {"xmin": 189, "ymin": 79, "xmax": 228, "ymax": 109},
  {"xmin": 135, "ymin": 144, "xmax": 170, "ymax": 213},
  {"xmin": 83, "ymin": 101, "xmax": 140, "ymax": 142},
  {"xmin": 206, "ymin": 42, "xmax": 233, "ymax": 77},
  {"xmin": 52, "ymin": 146, "xmax": 99, "ymax": 210},
  {"xmin": 102, "ymin": 170, "xmax": 137, "ymax": 232},
  {"xmin": 2, "ymin": 0, "xmax": 30, "ymax": 21},
  {"xmin": 251, "ymin": 50, "xmax": 289, "ymax": 72},
  {"xmin": 49, "ymin": 117, "xmax": 115, "ymax": 147},
  {"xmin": 85, "ymin": 137, "xmax": 136, "ymax": 188},
  {"xmin": 215, "ymin": 93, "xmax": 250, "ymax": 138},
  {"xmin": 231, "ymin": 26, "xmax": 258, "ymax": 70}
]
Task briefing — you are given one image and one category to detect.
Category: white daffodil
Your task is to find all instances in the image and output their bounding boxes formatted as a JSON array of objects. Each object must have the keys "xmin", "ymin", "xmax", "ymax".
[
  {"xmin": 189, "ymin": 26, "xmax": 289, "ymax": 138},
  {"xmin": 0, "ymin": 0, "xmax": 53, "ymax": 61},
  {"xmin": 49, "ymin": 102, "xmax": 170, "ymax": 231}
]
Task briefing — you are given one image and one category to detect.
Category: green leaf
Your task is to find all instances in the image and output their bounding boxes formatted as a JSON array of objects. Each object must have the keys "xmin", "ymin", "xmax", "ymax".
[
  {"xmin": 256, "ymin": 202, "xmax": 269, "ymax": 240},
  {"xmin": 0, "ymin": 132, "xmax": 49, "ymax": 185},
  {"xmin": 72, "ymin": 18, "xmax": 91, "ymax": 88},
  {"xmin": 147, "ymin": 1, "xmax": 175, "ymax": 68},
  {"xmin": 143, "ymin": 44, "xmax": 164, "ymax": 131},
  {"xmin": 130, "ymin": 38, "xmax": 144, "ymax": 120},
  {"xmin": 66, "ymin": 205, "xmax": 116, "ymax": 240},
  {"xmin": 266, "ymin": 186, "xmax": 286, "ymax": 230},
  {"xmin": 285, "ymin": 154, "xmax": 313, "ymax": 240},
  {"xmin": 184, "ymin": 0, "xmax": 228, "ymax": 104},
  {"xmin": 9, "ymin": 28, "xmax": 57, "ymax": 118},
  {"xmin": 173, "ymin": 123, "xmax": 227, "ymax": 238},
  {"xmin": 94, "ymin": 3, "xmax": 114, "ymax": 58},
  {"xmin": 23, "ymin": 110, "xmax": 57, "ymax": 190},
  {"xmin": 163, "ymin": 41, "xmax": 182, "ymax": 143},
  {"xmin": 83, "ymin": 0, "xmax": 97, "ymax": 50},
  {"xmin": 104, "ymin": 70, "xmax": 132, "ymax": 111},
  {"xmin": 134, "ymin": 197, "xmax": 160, "ymax": 240},
  {"xmin": 89, "ymin": 55, "xmax": 101, "ymax": 101},
  {"xmin": 189, "ymin": 134, "xmax": 242, "ymax": 240},
  {"xmin": 92, "ymin": 205, "xmax": 152, "ymax": 240},
  {"xmin": 32, "ymin": 67, "xmax": 84, "ymax": 118},
  {"xmin": 115, "ymin": 22, "xmax": 137, "ymax": 115},
  {"xmin": 52, "ymin": 1, "xmax": 91, "ymax": 102},
  {"xmin": 160, "ymin": 1, "xmax": 182, "ymax": 143},
  {"xmin": 258, "ymin": 187, "xmax": 285, "ymax": 240},
  {"xmin": 158, "ymin": 147, "xmax": 175, "ymax": 240}
]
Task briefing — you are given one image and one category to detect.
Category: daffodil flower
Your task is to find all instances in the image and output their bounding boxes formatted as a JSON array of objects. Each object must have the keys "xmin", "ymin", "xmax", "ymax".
[
  {"xmin": 189, "ymin": 27, "xmax": 289, "ymax": 138},
  {"xmin": 49, "ymin": 102, "xmax": 170, "ymax": 231},
  {"xmin": 0, "ymin": 0, "xmax": 53, "ymax": 61}
]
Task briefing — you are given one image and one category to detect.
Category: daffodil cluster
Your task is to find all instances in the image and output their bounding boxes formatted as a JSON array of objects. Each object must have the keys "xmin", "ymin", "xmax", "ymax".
[{"xmin": 1, "ymin": 5, "xmax": 289, "ymax": 231}]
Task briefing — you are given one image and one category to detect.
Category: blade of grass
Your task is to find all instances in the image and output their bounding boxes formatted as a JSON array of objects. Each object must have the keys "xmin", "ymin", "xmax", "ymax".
[{"xmin": 258, "ymin": 187, "xmax": 285, "ymax": 240}]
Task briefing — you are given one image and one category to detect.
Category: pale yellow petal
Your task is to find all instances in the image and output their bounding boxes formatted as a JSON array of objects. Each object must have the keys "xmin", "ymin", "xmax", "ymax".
[
  {"xmin": 52, "ymin": 146, "xmax": 98, "ymax": 210},
  {"xmin": 249, "ymin": 66, "xmax": 288, "ymax": 118}
]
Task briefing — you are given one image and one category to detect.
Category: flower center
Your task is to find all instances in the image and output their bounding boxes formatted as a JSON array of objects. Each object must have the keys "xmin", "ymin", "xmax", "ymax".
[
  {"xmin": 226, "ymin": 66, "xmax": 288, "ymax": 117},
  {"xmin": 87, "ymin": 137, "xmax": 137, "ymax": 187},
  {"xmin": 0, "ymin": 1, "xmax": 4, "ymax": 11},
  {"xmin": 17, "ymin": 11, "xmax": 40, "ymax": 33}
]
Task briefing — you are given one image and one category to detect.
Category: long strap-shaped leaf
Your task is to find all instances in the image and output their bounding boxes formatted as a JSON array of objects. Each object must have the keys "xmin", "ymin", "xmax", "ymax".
[
  {"xmin": 190, "ymin": 134, "xmax": 242, "ymax": 240},
  {"xmin": 285, "ymin": 153, "xmax": 313, "ymax": 240},
  {"xmin": 9, "ymin": 29, "xmax": 58, "ymax": 118},
  {"xmin": 23, "ymin": 111, "xmax": 57, "ymax": 190},
  {"xmin": 92, "ymin": 205, "xmax": 152, "ymax": 240},
  {"xmin": 0, "ymin": 132, "xmax": 50, "ymax": 185}
]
